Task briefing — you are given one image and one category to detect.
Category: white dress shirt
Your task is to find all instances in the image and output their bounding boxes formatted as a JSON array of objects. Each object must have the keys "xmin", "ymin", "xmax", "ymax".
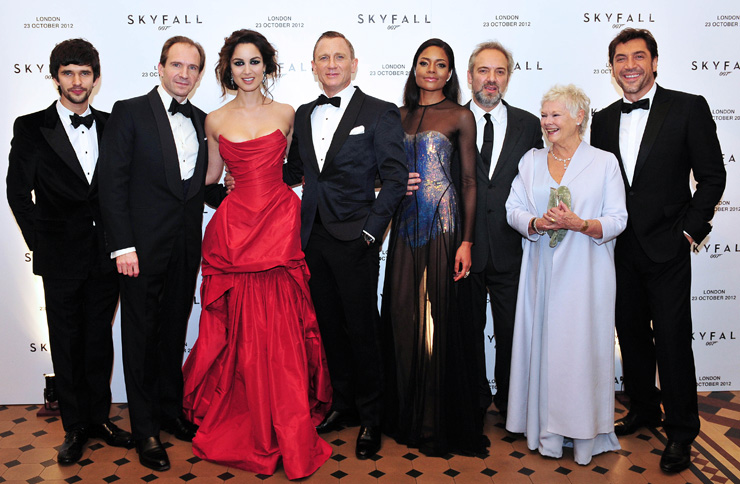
[
  {"xmin": 619, "ymin": 82, "xmax": 657, "ymax": 185},
  {"xmin": 157, "ymin": 85, "xmax": 198, "ymax": 180},
  {"xmin": 470, "ymin": 100, "xmax": 508, "ymax": 179},
  {"xmin": 56, "ymin": 101, "xmax": 98, "ymax": 184},
  {"xmin": 311, "ymin": 83, "xmax": 356, "ymax": 172}
]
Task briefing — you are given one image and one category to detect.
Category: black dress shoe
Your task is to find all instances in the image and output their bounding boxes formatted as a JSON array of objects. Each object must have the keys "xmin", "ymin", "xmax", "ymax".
[
  {"xmin": 355, "ymin": 425, "xmax": 381, "ymax": 459},
  {"xmin": 136, "ymin": 436, "xmax": 170, "ymax": 471},
  {"xmin": 316, "ymin": 410, "xmax": 360, "ymax": 434},
  {"xmin": 660, "ymin": 440, "xmax": 692, "ymax": 473},
  {"xmin": 614, "ymin": 412, "xmax": 662, "ymax": 436},
  {"xmin": 161, "ymin": 416, "xmax": 198, "ymax": 442},
  {"xmin": 58, "ymin": 428, "xmax": 88, "ymax": 465},
  {"xmin": 88, "ymin": 420, "xmax": 134, "ymax": 448}
]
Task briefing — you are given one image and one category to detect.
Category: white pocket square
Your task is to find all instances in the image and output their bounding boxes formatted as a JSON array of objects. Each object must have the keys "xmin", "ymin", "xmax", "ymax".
[{"xmin": 349, "ymin": 126, "xmax": 365, "ymax": 135}]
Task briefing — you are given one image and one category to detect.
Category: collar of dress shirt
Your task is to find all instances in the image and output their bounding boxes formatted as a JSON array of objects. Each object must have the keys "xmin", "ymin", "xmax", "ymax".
[
  {"xmin": 469, "ymin": 97, "xmax": 507, "ymax": 125},
  {"xmin": 56, "ymin": 99, "xmax": 92, "ymax": 126},
  {"xmin": 621, "ymin": 82, "xmax": 657, "ymax": 109},
  {"xmin": 157, "ymin": 84, "xmax": 187, "ymax": 112},
  {"xmin": 319, "ymin": 82, "xmax": 356, "ymax": 107}
]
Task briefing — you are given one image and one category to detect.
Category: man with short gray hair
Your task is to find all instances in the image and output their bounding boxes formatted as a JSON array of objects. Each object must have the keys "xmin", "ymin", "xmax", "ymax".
[{"xmin": 465, "ymin": 41, "xmax": 543, "ymax": 423}]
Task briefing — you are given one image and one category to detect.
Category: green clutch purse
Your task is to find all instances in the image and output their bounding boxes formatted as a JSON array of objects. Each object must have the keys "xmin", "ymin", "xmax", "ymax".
[{"xmin": 547, "ymin": 186, "xmax": 571, "ymax": 248}]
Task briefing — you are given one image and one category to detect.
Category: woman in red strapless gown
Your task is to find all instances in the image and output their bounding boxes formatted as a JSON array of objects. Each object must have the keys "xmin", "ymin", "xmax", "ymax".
[{"xmin": 181, "ymin": 30, "xmax": 332, "ymax": 480}]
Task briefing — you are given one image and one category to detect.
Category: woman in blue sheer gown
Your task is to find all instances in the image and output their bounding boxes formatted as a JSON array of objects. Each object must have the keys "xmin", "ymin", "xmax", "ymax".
[{"xmin": 382, "ymin": 38, "xmax": 487, "ymax": 456}]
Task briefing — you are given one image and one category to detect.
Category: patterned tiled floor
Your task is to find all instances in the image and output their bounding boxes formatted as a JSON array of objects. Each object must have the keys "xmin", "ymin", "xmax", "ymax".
[{"xmin": 1, "ymin": 392, "xmax": 738, "ymax": 483}]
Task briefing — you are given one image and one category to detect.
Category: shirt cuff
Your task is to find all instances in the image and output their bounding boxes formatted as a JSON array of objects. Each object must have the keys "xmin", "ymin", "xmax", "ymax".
[
  {"xmin": 683, "ymin": 231, "xmax": 698, "ymax": 252},
  {"xmin": 111, "ymin": 247, "xmax": 136, "ymax": 259}
]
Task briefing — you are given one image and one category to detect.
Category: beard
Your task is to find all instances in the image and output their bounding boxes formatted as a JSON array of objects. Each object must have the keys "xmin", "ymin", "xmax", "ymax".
[
  {"xmin": 61, "ymin": 87, "xmax": 92, "ymax": 105},
  {"xmin": 473, "ymin": 83, "xmax": 503, "ymax": 108},
  {"xmin": 616, "ymin": 68, "xmax": 653, "ymax": 96}
]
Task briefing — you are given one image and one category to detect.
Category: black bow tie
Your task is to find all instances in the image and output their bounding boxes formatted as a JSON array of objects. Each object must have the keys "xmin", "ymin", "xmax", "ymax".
[
  {"xmin": 317, "ymin": 94, "xmax": 341, "ymax": 108},
  {"xmin": 168, "ymin": 98, "xmax": 193, "ymax": 118},
  {"xmin": 70, "ymin": 113, "xmax": 94, "ymax": 129},
  {"xmin": 621, "ymin": 98, "xmax": 650, "ymax": 114}
]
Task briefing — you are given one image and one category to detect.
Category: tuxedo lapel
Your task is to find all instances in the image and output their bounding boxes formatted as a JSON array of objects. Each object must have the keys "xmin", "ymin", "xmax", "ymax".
[
  {"xmin": 40, "ymin": 104, "xmax": 87, "ymax": 183},
  {"xmin": 89, "ymin": 107, "xmax": 107, "ymax": 190},
  {"xmin": 92, "ymin": 106, "xmax": 106, "ymax": 139},
  {"xmin": 185, "ymin": 105, "xmax": 207, "ymax": 200},
  {"xmin": 603, "ymin": 102, "xmax": 628, "ymax": 186},
  {"xmin": 324, "ymin": 87, "xmax": 364, "ymax": 170},
  {"xmin": 301, "ymin": 99, "xmax": 320, "ymax": 173},
  {"xmin": 147, "ymin": 88, "xmax": 182, "ymax": 199},
  {"xmin": 633, "ymin": 85, "xmax": 671, "ymax": 184},
  {"xmin": 492, "ymin": 106, "xmax": 524, "ymax": 180}
]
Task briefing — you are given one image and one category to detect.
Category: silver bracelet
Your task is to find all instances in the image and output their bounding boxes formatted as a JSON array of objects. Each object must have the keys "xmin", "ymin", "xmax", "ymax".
[{"xmin": 531, "ymin": 217, "xmax": 546, "ymax": 235}]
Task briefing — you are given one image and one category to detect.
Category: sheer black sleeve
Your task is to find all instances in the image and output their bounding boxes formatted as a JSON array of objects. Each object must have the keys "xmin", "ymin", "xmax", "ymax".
[{"xmin": 456, "ymin": 108, "xmax": 477, "ymax": 243}]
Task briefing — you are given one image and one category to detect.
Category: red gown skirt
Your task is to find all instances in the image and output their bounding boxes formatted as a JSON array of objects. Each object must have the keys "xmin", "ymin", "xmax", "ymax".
[{"xmin": 182, "ymin": 131, "xmax": 332, "ymax": 479}]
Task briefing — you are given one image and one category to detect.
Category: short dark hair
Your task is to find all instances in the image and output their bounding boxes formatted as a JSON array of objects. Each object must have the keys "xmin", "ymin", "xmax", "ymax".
[
  {"xmin": 50, "ymin": 38, "xmax": 101, "ymax": 86},
  {"xmin": 215, "ymin": 29, "xmax": 280, "ymax": 97},
  {"xmin": 159, "ymin": 36, "xmax": 206, "ymax": 72},
  {"xmin": 312, "ymin": 31, "xmax": 355, "ymax": 60},
  {"xmin": 403, "ymin": 38, "xmax": 461, "ymax": 112},
  {"xmin": 608, "ymin": 28, "xmax": 658, "ymax": 78}
]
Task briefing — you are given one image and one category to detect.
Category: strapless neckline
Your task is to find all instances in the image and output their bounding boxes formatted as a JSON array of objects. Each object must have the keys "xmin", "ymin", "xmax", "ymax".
[{"xmin": 219, "ymin": 129, "xmax": 284, "ymax": 145}]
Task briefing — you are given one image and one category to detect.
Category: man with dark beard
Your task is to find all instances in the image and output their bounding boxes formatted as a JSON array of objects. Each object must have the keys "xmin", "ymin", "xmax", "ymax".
[
  {"xmin": 464, "ymin": 42, "xmax": 542, "ymax": 422},
  {"xmin": 7, "ymin": 38, "xmax": 132, "ymax": 465},
  {"xmin": 591, "ymin": 28, "xmax": 725, "ymax": 473}
]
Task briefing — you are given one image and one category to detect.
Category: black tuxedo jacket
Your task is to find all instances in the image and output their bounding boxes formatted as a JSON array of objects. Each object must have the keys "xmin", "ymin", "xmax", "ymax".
[
  {"xmin": 99, "ymin": 87, "xmax": 209, "ymax": 274},
  {"xmin": 591, "ymin": 85, "xmax": 726, "ymax": 263},
  {"xmin": 284, "ymin": 87, "xmax": 408, "ymax": 248},
  {"xmin": 469, "ymin": 100, "xmax": 543, "ymax": 273},
  {"xmin": 7, "ymin": 103, "xmax": 114, "ymax": 278}
]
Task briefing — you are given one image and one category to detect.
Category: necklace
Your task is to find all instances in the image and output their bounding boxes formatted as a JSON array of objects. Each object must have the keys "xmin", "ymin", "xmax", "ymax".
[{"xmin": 549, "ymin": 148, "xmax": 572, "ymax": 170}]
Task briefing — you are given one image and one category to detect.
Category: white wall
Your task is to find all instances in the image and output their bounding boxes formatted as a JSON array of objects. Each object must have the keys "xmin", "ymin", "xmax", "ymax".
[{"xmin": 2, "ymin": 0, "xmax": 738, "ymax": 403}]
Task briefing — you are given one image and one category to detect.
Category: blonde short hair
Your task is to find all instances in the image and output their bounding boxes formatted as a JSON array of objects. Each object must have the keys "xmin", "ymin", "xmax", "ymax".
[{"xmin": 541, "ymin": 84, "xmax": 590, "ymax": 137}]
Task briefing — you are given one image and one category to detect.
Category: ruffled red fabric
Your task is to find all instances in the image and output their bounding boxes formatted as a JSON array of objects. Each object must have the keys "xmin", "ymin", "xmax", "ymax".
[{"xmin": 183, "ymin": 132, "xmax": 332, "ymax": 479}]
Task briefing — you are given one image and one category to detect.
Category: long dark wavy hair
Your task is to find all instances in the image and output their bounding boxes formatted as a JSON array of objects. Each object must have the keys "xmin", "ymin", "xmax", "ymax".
[
  {"xmin": 402, "ymin": 38, "xmax": 461, "ymax": 111},
  {"xmin": 215, "ymin": 29, "xmax": 280, "ymax": 97}
]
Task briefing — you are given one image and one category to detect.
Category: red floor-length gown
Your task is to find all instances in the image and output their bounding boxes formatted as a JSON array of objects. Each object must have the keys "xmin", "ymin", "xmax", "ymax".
[{"xmin": 182, "ymin": 130, "xmax": 332, "ymax": 479}]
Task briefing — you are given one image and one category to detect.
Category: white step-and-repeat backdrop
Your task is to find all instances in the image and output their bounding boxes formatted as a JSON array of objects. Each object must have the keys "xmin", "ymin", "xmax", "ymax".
[{"xmin": 2, "ymin": 0, "xmax": 738, "ymax": 403}]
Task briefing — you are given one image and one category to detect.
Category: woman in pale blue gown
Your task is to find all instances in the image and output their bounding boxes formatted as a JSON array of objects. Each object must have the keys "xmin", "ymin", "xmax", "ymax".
[{"xmin": 505, "ymin": 85, "xmax": 628, "ymax": 465}]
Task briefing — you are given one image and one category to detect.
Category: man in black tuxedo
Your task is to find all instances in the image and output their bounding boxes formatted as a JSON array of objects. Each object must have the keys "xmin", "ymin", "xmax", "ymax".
[
  {"xmin": 283, "ymin": 31, "xmax": 408, "ymax": 460},
  {"xmin": 464, "ymin": 42, "xmax": 543, "ymax": 421},
  {"xmin": 99, "ymin": 36, "xmax": 222, "ymax": 472},
  {"xmin": 7, "ymin": 38, "xmax": 132, "ymax": 465},
  {"xmin": 591, "ymin": 28, "xmax": 725, "ymax": 473}
]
